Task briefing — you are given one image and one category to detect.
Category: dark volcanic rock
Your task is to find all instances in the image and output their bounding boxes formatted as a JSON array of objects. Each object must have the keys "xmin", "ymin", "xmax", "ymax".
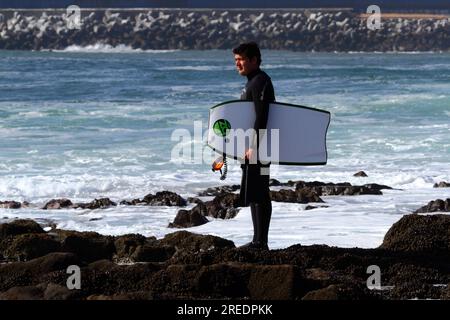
[
  {"xmin": 322, "ymin": 185, "xmax": 382, "ymax": 196},
  {"xmin": 43, "ymin": 282, "xmax": 80, "ymax": 300},
  {"xmin": 131, "ymin": 244, "xmax": 176, "ymax": 262},
  {"xmin": 119, "ymin": 198, "xmax": 142, "ymax": 205},
  {"xmin": 197, "ymin": 180, "xmax": 392, "ymax": 205},
  {"xmin": 3, "ymin": 233, "xmax": 60, "ymax": 261},
  {"xmin": 270, "ymin": 188, "xmax": 324, "ymax": 203},
  {"xmin": 142, "ymin": 191, "xmax": 187, "ymax": 206},
  {"xmin": 413, "ymin": 198, "xmax": 450, "ymax": 213},
  {"xmin": 433, "ymin": 181, "xmax": 450, "ymax": 188},
  {"xmin": 380, "ymin": 214, "xmax": 450, "ymax": 253},
  {"xmin": 353, "ymin": 171, "xmax": 368, "ymax": 177},
  {"xmin": 0, "ymin": 282, "xmax": 79, "ymax": 300},
  {"xmin": 169, "ymin": 205, "xmax": 209, "ymax": 228},
  {"xmin": 302, "ymin": 283, "xmax": 372, "ymax": 300},
  {"xmin": 247, "ymin": 264, "xmax": 308, "ymax": 300},
  {"xmin": 384, "ymin": 263, "xmax": 445, "ymax": 300},
  {"xmin": 0, "ymin": 219, "xmax": 44, "ymax": 238},
  {"xmin": 79, "ymin": 259, "xmax": 163, "ymax": 297},
  {"xmin": 34, "ymin": 197, "xmax": 122, "ymax": 210},
  {"xmin": 43, "ymin": 198, "xmax": 73, "ymax": 210},
  {"xmin": 1, "ymin": 222, "xmax": 450, "ymax": 300},
  {"xmin": 0, "ymin": 220, "xmax": 49, "ymax": 261},
  {"xmin": 0, "ymin": 201, "xmax": 22, "ymax": 209},
  {"xmin": 0, "ymin": 285, "xmax": 45, "ymax": 300},
  {"xmin": 198, "ymin": 185, "xmax": 240, "ymax": 196},
  {"xmin": 294, "ymin": 181, "xmax": 390, "ymax": 196},
  {"xmin": 74, "ymin": 198, "xmax": 117, "ymax": 209},
  {"xmin": 114, "ymin": 234, "xmax": 155, "ymax": 260},
  {"xmin": 169, "ymin": 193, "xmax": 241, "ymax": 228},
  {"xmin": 304, "ymin": 205, "xmax": 329, "ymax": 210},
  {"xmin": 150, "ymin": 264, "xmax": 203, "ymax": 298},
  {"xmin": 51, "ymin": 230, "xmax": 116, "ymax": 262},
  {"xmin": 362, "ymin": 183, "xmax": 393, "ymax": 192},
  {"xmin": 86, "ymin": 291, "xmax": 152, "ymax": 300},
  {"xmin": 441, "ymin": 285, "xmax": 450, "ymax": 300},
  {"xmin": 295, "ymin": 181, "xmax": 350, "ymax": 190},
  {"xmin": 196, "ymin": 263, "xmax": 250, "ymax": 298},
  {"xmin": 187, "ymin": 197, "xmax": 203, "ymax": 204},
  {"xmin": 0, "ymin": 252, "xmax": 80, "ymax": 292},
  {"xmin": 121, "ymin": 191, "xmax": 187, "ymax": 206},
  {"xmin": 159, "ymin": 231, "xmax": 235, "ymax": 253},
  {"xmin": 204, "ymin": 193, "xmax": 241, "ymax": 219}
]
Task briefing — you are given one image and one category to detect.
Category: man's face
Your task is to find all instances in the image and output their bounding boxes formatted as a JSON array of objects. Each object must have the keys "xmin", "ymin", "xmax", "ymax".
[{"xmin": 234, "ymin": 54, "xmax": 258, "ymax": 76}]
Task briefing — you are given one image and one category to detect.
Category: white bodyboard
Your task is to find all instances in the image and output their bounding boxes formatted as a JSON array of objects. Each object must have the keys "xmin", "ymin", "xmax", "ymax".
[{"xmin": 207, "ymin": 100, "xmax": 330, "ymax": 165}]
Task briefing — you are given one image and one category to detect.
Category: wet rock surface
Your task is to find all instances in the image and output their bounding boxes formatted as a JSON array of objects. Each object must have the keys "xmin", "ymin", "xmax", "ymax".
[
  {"xmin": 305, "ymin": 205, "xmax": 329, "ymax": 210},
  {"xmin": 114, "ymin": 234, "xmax": 155, "ymax": 262},
  {"xmin": 39, "ymin": 191, "xmax": 187, "ymax": 210},
  {"xmin": 413, "ymin": 198, "xmax": 450, "ymax": 213},
  {"xmin": 203, "ymin": 193, "xmax": 241, "ymax": 219},
  {"xmin": 198, "ymin": 185, "xmax": 240, "ymax": 197},
  {"xmin": 168, "ymin": 206, "xmax": 209, "ymax": 228},
  {"xmin": 43, "ymin": 199, "xmax": 73, "ymax": 210},
  {"xmin": 73, "ymin": 198, "xmax": 117, "ymax": 209},
  {"xmin": 353, "ymin": 171, "xmax": 368, "ymax": 177},
  {"xmin": 0, "ymin": 219, "xmax": 44, "ymax": 237},
  {"xmin": 142, "ymin": 191, "xmax": 187, "ymax": 206},
  {"xmin": 294, "ymin": 181, "xmax": 392, "ymax": 196},
  {"xmin": 121, "ymin": 191, "xmax": 187, "ymax": 206},
  {"xmin": 1, "ymin": 209, "xmax": 450, "ymax": 300},
  {"xmin": 0, "ymin": 201, "xmax": 23, "ymax": 209},
  {"xmin": 169, "ymin": 192, "xmax": 241, "ymax": 228},
  {"xmin": 43, "ymin": 198, "xmax": 117, "ymax": 210},
  {"xmin": 380, "ymin": 213, "xmax": 450, "ymax": 253},
  {"xmin": 434, "ymin": 181, "xmax": 450, "ymax": 188},
  {"xmin": 270, "ymin": 188, "xmax": 324, "ymax": 203}
]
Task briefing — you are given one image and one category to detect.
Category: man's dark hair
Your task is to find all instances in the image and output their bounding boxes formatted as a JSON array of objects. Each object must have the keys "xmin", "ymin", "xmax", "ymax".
[{"xmin": 232, "ymin": 42, "xmax": 262, "ymax": 66}]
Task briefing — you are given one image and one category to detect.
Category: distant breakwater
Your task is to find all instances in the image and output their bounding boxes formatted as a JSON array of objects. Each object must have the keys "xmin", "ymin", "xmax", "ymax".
[{"xmin": 0, "ymin": 9, "xmax": 449, "ymax": 51}]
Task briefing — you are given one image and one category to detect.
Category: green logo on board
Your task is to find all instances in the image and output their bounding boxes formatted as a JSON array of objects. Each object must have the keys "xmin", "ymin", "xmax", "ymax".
[{"xmin": 213, "ymin": 119, "xmax": 231, "ymax": 137}]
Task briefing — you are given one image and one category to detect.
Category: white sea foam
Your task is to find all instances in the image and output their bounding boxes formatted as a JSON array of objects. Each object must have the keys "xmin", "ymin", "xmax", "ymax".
[
  {"xmin": 17, "ymin": 111, "xmax": 45, "ymax": 118},
  {"xmin": 347, "ymin": 51, "xmax": 439, "ymax": 55},
  {"xmin": 56, "ymin": 44, "xmax": 179, "ymax": 53},
  {"xmin": 158, "ymin": 65, "xmax": 234, "ymax": 71}
]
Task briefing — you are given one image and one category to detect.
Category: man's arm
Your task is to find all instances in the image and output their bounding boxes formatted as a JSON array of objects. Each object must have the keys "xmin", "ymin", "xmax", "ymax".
[
  {"xmin": 253, "ymin": 78, "xmax": 272, "ymax": 132},
  {"xmin": 246, "ymin": 77, "xmax": 273, "ymax": 161}
]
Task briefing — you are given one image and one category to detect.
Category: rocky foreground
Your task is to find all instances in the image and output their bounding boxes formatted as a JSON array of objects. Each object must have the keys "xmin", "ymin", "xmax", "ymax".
[
  {"xmin": 1, "ymin": 193, "xmax": 450, "ymax": 300},
  {"xmin": 0, "ymin": 9, "xmax": 449, "ymax": 51}
]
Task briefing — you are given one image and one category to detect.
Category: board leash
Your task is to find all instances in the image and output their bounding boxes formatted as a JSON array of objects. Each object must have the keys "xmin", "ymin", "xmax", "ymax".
[{"xmin": 211, "ymin": 155, "xmax": 227, "ymax": 180}]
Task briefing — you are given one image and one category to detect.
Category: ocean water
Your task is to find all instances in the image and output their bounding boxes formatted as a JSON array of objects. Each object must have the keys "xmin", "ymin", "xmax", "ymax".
[{"xmin": 1, "ymin": 47, "xmax": 449, "ymax": 248}]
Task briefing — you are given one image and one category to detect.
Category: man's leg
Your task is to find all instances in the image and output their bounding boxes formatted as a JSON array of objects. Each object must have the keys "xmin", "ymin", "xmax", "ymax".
[
  {"xmin": 250, "ymin": 203, "xmax": 258, "ymax": 243},
  {"xmin": 254, "ymin": 198, "xmax": 272, "ymax": 248},
  {"xmin": 239, "ymin": 164, "xmax": 271, "ymax": 249},
  {"xmin": 239, "ymin": 202, "xmax": 260, "ymax": 248}
]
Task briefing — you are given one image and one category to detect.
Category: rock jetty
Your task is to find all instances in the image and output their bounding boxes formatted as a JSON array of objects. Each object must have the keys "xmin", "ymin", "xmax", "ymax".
[{"xmin": 0, "ymin": 10, "xmax": 449, "ymax": 51}]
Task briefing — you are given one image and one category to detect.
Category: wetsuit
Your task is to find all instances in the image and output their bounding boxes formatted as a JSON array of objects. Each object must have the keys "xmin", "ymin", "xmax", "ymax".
[{"xmin": 239, "ymin": 68, "xmax": 275, "ymax": 247}]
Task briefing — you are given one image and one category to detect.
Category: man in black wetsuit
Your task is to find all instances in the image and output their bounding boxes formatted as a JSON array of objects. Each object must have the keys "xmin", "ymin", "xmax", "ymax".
[{"xmin": 233, "ymin": 42, "xmax": 275, "ymax": 250}]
